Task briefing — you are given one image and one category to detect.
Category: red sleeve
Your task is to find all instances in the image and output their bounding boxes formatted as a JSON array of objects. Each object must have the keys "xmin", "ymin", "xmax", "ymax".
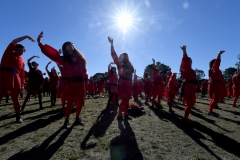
[
  {"xmin": 212, "ymin": 54, "xmax": 220, "ymax": 70},
  {"xmin": 111, "ymin": 47, "xmax": 121, "ymax": 70},
  {"xmin": 38, "ymin": 43, "xmax": 64, "ymax": 65},
  {"xmin": 152, "ymin": 66, "xmax": 158, "ymax": 80},
  {"xmin": 181, "ymin": 54, "xmax": 191, "ymax": 71}
]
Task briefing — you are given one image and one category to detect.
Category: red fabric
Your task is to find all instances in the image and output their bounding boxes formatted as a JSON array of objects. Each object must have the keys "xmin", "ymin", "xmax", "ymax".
[
  {"xmin": 132, "ymin": 75, "xmax": 139, "ymax": 99},
  {"xmin": 227, "ymin": 81, "xmax": 233, "ymax": 97},
  {"xmin": 88, "ymin": 79, "xmax": 94, "ymax": 92},
  {"xmin": 0, "ymin": 43, "xmax": 25, "ymax": 90},
  {"xmin": 208, "ymin": 54, "xmax": 224, "ymax": 113},
  {"xmin": 232, "ymin": 75, "xmax": 240, "ymax": 106},
  {"xmin": 48, "ymin": 71, "xmax": 59, "ymax": 91},
  {"xmin": 111, "ymin": 47, "xmax": 132, "ymax": 100},
  {"xmin": 108, "ymin": 71, "xmax": 118, "ymax": 94},
  {"xmin": 97, "ymin": 79, "xmax": 104, "ymax": 93},
  {"xmin": 39, "ymin": 43, "xmax": 86, "ymax": 106},
  {"xmin": 181, "ymin": 53, "xmax": 196, "ymax": 119},
  {"xmin": 152, "ymin": 66, "xmax": 164, "ymax": 97},
  {"xmin": 57, "ymin": 65, "xmax": 68, "ymax": 98},
  {"xmin": 164, "ymin": 72, "xmax": 172, "ymax": 99}
]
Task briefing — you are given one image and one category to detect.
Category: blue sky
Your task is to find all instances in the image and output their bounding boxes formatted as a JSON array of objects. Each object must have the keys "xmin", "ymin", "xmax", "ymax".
[{"xmin": 1, "ymin": 0, "xmax": 240, "ymax": 78}]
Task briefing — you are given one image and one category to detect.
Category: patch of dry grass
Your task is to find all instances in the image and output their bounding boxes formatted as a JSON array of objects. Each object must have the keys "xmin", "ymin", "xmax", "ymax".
[{"xmin": 0, "ymin": 94, "xmax": 240, "ymax": 160}]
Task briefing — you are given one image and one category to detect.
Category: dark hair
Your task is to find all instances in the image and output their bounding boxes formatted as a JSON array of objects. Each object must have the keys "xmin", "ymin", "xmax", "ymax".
[
  {"xmin": 62, "ymin": 42, "xmax": 86, "ymax": 66},
  {"xmin": 16, "ymin": 44, "xmax": 26, "ymax": 52},
  {"xmin": 110, "ymin": 67, "xmax": 116, "ymax": 75},
  {"xmin": 119, "ymin": 53, "xmax": 134, "ymax": 75},
  {"xmin": 208, "ymin": 59, "xmax": 216, "ymax": 78}
]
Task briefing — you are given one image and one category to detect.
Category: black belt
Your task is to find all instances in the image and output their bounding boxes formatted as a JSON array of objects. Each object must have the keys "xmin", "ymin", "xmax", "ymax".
[
  {"xmin": 0, "ymin": 66, "xmax": 17, "ymax": 74},
  {"xmin": 109, "ymin": 83, "xmax": 117, "ymax": 86},
  {"xmin": 61, "ymin": 77, "xmax": 68, "ymax": 80},
  {"xmin": 209, "ymin": 80, "xmax": 222, "ymax": 83},
  {"xmin": 235, "ymin": 83, "xmax": 240, "ymax": 85},
  {"xmin": 67, "ymin": 77, "xmax": 86, "ymax": 83},
  {"xmin": 154, "ymin": 83, "xmax": 162, "ymax": 85},
  {"xmin": 120, "ymin": 76, "xmax": 132, "ymax": 80},
  {"xmin": 185, "ymin": 79, "xmax": 197, "ymax": 84}
]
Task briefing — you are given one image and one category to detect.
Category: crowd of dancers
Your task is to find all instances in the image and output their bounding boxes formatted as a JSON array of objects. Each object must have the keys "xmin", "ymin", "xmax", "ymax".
[{"xmin": 0, "ymin": 32, "xmax": 239, "ymax": 128}]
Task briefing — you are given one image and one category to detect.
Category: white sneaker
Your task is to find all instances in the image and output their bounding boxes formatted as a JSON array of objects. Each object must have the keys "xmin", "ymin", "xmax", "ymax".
[
  {"xmin": 35, "ymin": 98, "xmax": 38, "ymax": 101},
  {"xmin": 17, "ymin": 119, "xmax": 23, "ymax": 123}
]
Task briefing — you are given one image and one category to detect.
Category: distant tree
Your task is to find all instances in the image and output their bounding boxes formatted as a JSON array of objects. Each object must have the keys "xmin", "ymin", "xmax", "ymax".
[
  {"xmin": 93, "ymin": 73, "xmax": 108, "ymax": 81},
  {"xmin": 144, "ymin": 61, "xmax": 170, "ymax": 82},
  {"xmin": 223, "ymin": 67, "xmax": 237, "ymax": 80},
  {"xmin": 195, "ymin": 68, "xmax": 205, "ymax": 80}
]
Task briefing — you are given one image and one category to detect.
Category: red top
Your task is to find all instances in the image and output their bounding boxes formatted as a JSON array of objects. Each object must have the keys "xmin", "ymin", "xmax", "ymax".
[
  {"xmin": 108, "ymin": 72, "xmax": 118, "ymax": 84},
  {"xmin": 39, "ymin": 43, "xmax": 87, "ymax": 79},
  {"xmin": 47, "ymin": 71, "xmax": 59, "ymax": 90},
  {"xmin": 111, "ymin": 47, "xmax": 133, "ymax": 78},
  {"xmin": 209, "ymin": 55, "xmax": 223, "ymax": 81},
  {"xmin": 181, "ymin": 54, "xmax": 196, "ymax": 80},
  {"xmin": 133, "ymin": 75, "xmax": 139, "ymax": 86},
  {"xmin": 152, "ymin": 66, "xmax": 164, "ymax": 85},
  {"xmin": 166, "ymin": 72, "xmax": 172, "ymax": 84},
  {"xmin": 232, "ymin": 74, "xmax": 240, "ymax": 84},
  {"xmin": 1, "ymin": 43, "xmax": 25, "ymax": 86}
]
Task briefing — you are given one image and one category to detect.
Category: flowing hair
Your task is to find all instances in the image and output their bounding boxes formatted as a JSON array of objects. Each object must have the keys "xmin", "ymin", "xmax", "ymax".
[
  {"xmin": 62, "ymin": 42, "xmax": 87, "ymax": 66},
  {"xmin": 208, "ymin": 59, "xmax": 216, "ymax": 79},
  {"xmin": 119, "ymin": 53, "xmax": 134, "ymax": 75}
]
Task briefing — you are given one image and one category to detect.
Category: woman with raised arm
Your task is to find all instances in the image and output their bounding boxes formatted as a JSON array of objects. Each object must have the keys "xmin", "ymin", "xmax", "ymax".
[
  {"xmin": 232, "ymin": 65, "xmax": 240, "ymax": 108},
  {"xmin": 151, "ymin": 58, "xmax": 164, "ymax": 107},
  {"xmin": 108, "ymin": 36, "xmax": 134, "ymax": 120},
  {"xmin": 106, "ymin": 62, "xmax": 119, "ymax": 109},
  {"xmin": 143, "ymin": 72, "xmax": 151, "ymax": 104},
  {"xmin": 0, "ymin": 35, "xmax": 35, "ymax": 123},
  {"xmin": 38, "ymin": 32, "xmax": 87, "ymax": 128},
  {"xmin": 167, "ymin": 73, "xmax": 177, "ymax": 112},
  {"xmin": 164, "ymin": 69, "xmax": 172, "ymax": 100},
  {"xmin": 208, "ymin": 51, "xmax": 225, "ymax": 116},
  {"xmin": 132, "ymin": 69, "xmax": 139, "ymax": 101},
  {"xmin": 21, "ymin": 55, "xmax": 44, "ymax": 111},
  {"xmin": 45, "ymin": 61, "xmax": 59, "ymax": 106},
  {"xmin": 180, "ymin": 45, "xmax": 197, "ymax": 123}
]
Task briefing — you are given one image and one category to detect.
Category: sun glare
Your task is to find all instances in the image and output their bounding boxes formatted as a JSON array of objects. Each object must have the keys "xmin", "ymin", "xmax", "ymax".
[{"xmin": 116, "ymin": 12, "xmax": 133, "ymax": 34}]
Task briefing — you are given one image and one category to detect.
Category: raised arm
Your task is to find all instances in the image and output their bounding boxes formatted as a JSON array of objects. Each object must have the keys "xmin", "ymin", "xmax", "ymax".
[
  {"xmin": 37, "ymin": 32, "xmax": 64, "ymax": 65},
  {"xmin": 108, "ymin": 62, "xmax": 114, "ymax": 72},
  {"xmin": 27, "ymin": 55, "xmax": 39, "ymax": 63},
  {"xmin": 45, "ymin": 61, "xmax": 52, "ymax": 73},
  {"xmin": 108, "ymin": 36, "xmax": 120, "ymax": 69},
  {"xmin": 11, "ymin": 35, "xmax": 35, "ymax": 44},
  {"xmin": 212, "ymin": 50, "xmax": 225, "ymax": 70},
  {"xmin": 180, "ymin": 45, "xmax": 191, "ymax": 71}
]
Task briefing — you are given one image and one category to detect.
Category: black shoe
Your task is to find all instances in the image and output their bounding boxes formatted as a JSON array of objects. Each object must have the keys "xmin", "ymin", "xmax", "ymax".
[
  {"xmin": 39, "ymin": 107, "xmax": 43, "ymax": 110},
  {"xmin": 215, "ymin": 106, "xmax": 221, "ymax": 109},
  {"xmin": 117, "ymin": 116, "xmax": 123, "ymax": 120},
  {"xmin": 63, "ymin": 119, "xmax": 70, "ymax": 128},
  {"xmin": 124, "ymin": 115, "xmax": 132, "ymax": 120},
  {"xmin": 208, "ymin": 112, "xmax": 219, "ymax": 117},
  {"xmin": 74, "ymin": 117, "xmax": 84, "ymax": 125},
  {"xmin": 16, "ymin": 115, "xmax": 23, "ymax": 123}
]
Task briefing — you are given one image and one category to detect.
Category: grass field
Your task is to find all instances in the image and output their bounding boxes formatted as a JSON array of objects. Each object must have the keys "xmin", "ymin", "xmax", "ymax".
[{"xmin": 0, "ymin": 94, "xmax": 240, "ymax": 160}]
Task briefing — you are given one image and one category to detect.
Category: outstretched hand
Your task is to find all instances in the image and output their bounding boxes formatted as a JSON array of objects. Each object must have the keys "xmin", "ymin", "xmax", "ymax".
[
  {"xmin": 27, "ymin": 36, "xmax": 35, "ymax": 42},
  {"xmin": 218, "ymin": 50, "xmax": 225, "ymax": 55},
  {"xmin": 48, "ymin": 61, "xmax": 52, "ymax": 65},
  {"xmin": 180, "ymin": 45, "xmax": 187, "ymax": 50},
  {"xmin": 37, "ymin": 31, "xmax": 44, "ymax": 44},
  {"xmin": 152, "ymin": 58, "xmax": 155, "ymax": 62},
  {"xmin": 35, "ymin": 55, "xmax": 40, "ymax": 58},
  {"xmin": 108, "ymin": 36, "xmax": 113, "ymax": 44}
]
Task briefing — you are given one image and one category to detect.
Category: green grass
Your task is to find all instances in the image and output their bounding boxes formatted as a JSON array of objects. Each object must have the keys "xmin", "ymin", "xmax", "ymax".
[{"xmin": 0, "ymin": 94, "xmax": 240, "ymax": 160}]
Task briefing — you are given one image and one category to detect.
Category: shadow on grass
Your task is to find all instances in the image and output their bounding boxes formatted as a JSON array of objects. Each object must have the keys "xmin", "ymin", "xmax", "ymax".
[
  {"xmin": 149, "ymin": 105, "xmax": 240, "ymax": 159},
  {"xmin": 8, "ymin": 125, "xmax": 73, "ymax": 160},
  {"xmin": 110, "ymin": 120, "xmax": 143, "ymax": 160},
  {"xmin": 0, "ymin": 112, "xmax": 63, "ymax": 145},
  {"xmin": 81, "ymin": 104, "xmax": 117, "ymax": 150}
]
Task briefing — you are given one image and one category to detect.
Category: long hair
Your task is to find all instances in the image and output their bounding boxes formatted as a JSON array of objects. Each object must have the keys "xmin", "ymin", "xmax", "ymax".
[
  {"xmin": 119, "ymin": 53, "xmax": 134, "ymax": 75},
  {"xmin": 110, "ymin": 67, "xmax": 116, "ymax": 75},
  {"xmin": 16, "ymin": 44, "xmax": 26, "ymax": 52},
  {"xmin": 208, "ymin": 59, "xmax": 216, "ymax": 78},
  {"xmin": 62, "ymin": 42, "xmax": 87, "ymax": 66}
]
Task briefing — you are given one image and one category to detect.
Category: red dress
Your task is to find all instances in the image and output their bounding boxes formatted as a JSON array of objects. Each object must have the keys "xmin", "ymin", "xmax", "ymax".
[
  {"xmin": 152, "ymin": 66, "xmax": 164, "ymax": 98},
  {"xmin": 232, "ymin": 74, "xmax": 240, "ymax": 107},
  {"xmin": 132, "ymin": 75, "xmax": 139, "ymax": 99},
  {"xmin": 108, "ymin": 71, "xmax": 118, "ymax": 94},
  {"xmin": 47, "ymin": 71, "xmax": 59, "ymax": 91},
  {"xmin": 88, "ymin": 79, "xmax": 94, "ymax": 93},
  {"xmin": 39, "ymin": 43, "xmax": 87, "ymax": 104}
]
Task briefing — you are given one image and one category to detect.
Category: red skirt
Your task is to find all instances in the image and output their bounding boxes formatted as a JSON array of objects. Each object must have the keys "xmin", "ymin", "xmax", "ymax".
[
  {"xmin": 57, "ymin": 79, "xmax": 67, "ymax": 98},
  {"xmin": 208, "ymin": 82, "xmax": 223, "ymax": 102},
  {"xmin": 118, "ymin": 79, "xmax": 132, "ymax": 100}
]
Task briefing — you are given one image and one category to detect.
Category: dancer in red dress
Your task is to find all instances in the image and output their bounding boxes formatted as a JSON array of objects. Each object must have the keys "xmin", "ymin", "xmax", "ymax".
[
  {"xmin": 151, "ymin": 58, "xmax": 164, "ymax": 107},
  {"xmin": 167, "ymin": 73, "xmax": 177, "ymax": 112},
  {"xmin": 21, "ymin": 55, "xmax": 44, "ymax": 111},
  {"xmin": 106, "ymin": 62, "xmax": 119, "ymax": 109},
  {"xmin": 0, "ymin": 35, "xmax": 35, "ymax": 122},
  {"xmin": 208, "ymin": 50, "xmax": 225, "ymax": 115},
  {"xmin": 38, "ymin": 32, "xmax": 87, "ymax": 128},
  {"xmin": 46, "ymin": 61, "xmax": 59, "ymax": 106},
  {"xmin": 180, "ymin": 45, "xmax": 197, "ymax": 123},
  {"xmin": 108, "ymin": 36, "xmax": 134, "ymax": 120},
  {"xmin": 232, "ymin": 67, "xmax": 240, "ymax": 108},
  {"xmin": 132, "ymin": 69, "xmax": 139, "ymax": 101}
]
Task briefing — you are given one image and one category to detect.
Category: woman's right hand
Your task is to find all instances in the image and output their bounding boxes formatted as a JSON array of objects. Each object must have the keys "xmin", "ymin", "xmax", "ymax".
[
  {"xmin": 37, "ymin": 31, "xmax": 44, "ymax": 43},
  {"xmin": 108, "ymin": 36, "xmax": 113, "ymax": 44}
]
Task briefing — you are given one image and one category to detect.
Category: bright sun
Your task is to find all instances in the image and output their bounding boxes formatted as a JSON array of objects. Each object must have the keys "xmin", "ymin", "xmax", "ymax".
[{"xmin": 116, "ymin": 12, "xmax": 133, "ymax": 34}]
